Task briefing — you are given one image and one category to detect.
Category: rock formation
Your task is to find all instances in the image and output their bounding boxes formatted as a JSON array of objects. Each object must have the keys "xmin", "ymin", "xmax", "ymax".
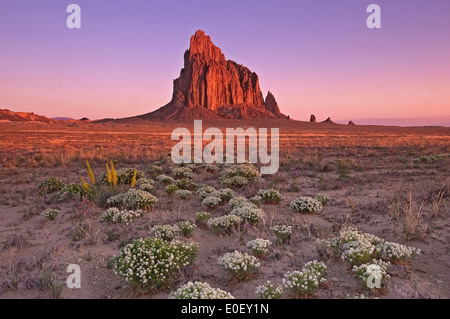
[
  {"xmin": 0, "ymin": 109, "xmax": 55, "ymax": 123},
  {"xmin": 322, "ymin": 117, "xmax": 335, "ymax": 124},
  {"xmin": 348, "ymin": 121, "xmax": 356, "ymax": 126},
  {"xmin": 136, "ymin": 30, "xmax": 287, "ymax": 121},
  {"xmin": 310, "ymin": 114, "xmax": 317, "ymax": 123}
]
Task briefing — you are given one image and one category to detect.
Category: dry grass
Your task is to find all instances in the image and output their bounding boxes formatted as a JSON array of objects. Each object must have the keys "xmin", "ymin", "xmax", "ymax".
[{"xmin": 388, "ymin": 187, "xmax": 427, "ymax": 240}]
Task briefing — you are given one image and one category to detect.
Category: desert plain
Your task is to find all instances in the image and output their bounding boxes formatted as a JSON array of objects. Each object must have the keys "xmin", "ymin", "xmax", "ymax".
[{"xmin": 0, "ymin": 119, "xmax": 448, "ymax": 299}]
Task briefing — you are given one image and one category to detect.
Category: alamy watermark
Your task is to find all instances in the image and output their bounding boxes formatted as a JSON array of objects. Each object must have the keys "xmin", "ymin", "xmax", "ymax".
[{"xmin": 171, "ymin": 120, "xmax": 279, "ymax": 175}]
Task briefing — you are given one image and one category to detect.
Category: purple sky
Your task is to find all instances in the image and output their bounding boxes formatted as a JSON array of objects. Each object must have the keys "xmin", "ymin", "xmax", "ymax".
[{"xmin": 1, "ymin": 0, "xmax": 449, "ymax": 125}]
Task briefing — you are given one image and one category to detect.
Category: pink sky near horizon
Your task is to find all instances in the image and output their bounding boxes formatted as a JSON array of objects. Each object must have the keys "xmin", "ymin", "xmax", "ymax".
[{"xmin": 1, "ymin": 1, "xmax": 449, "ymax": 126}]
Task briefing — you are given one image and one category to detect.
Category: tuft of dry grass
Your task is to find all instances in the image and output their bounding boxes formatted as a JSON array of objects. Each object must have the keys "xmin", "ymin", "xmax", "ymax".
[{"xmin": 388, "ymin": 188, "xmax": 427, "ymax": 240}]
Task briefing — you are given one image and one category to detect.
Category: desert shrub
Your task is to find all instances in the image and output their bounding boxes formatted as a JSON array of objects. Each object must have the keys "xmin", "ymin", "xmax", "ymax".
[
  {"xmin": 175, "ymin": 189, "xmax": 192, "ymax": 199},
  {"xmin": 271, "ymin": 225, "xmax": 292, "ymax": 244},
  {"xmin": 165, "ymin": 185, "xmax": 179, "ymax": 195},
  {"xmin": 195, "ymin": 185, "xmax": 216, "ymax": 198},
  {"xmin": 106, "ymin": 193, "xmax": 126, "ymax": 208},
  {"xmin": 151, "ymin": 224, "xmax": 180, "ymax": 242},
  {"xmin": 156, "ymin": 174, "xmax": 175, "ymax": 185},
  {"xmin": 221, "ymin": 176, "xmax": 250, "ymax": 188},
  {"xmin": 101, "ymin": 208, "xmax": 145, "ymax": 226},
  {"xmin": 101, "ymin": 168, "xmax": 143, "ymax": 185},
  {"xmin": 148, "ymin": 165, "xmax": 163, "ymax": 177},
  {"xmin": 114, "ymin": 237, "xmax": 198, "ymax": 291},
  {"xmin": 212, "ymin": 188, "xmax": 235, "ymax": 202},
  {"xmin": 169, "ymin": 281, "xmax": 234, "ymax": 299},
  {"xmin": 58, "ymin": 183, "xmax": 93, "ymax": 201},
  {"xmin": 249, "ymin": 195, "xmax": 263, "ymax": 206},
  {"xmin": 136, "ymin": 178, "xmax": 155, "ymax": 193},
  {"xmin": 341, "ymin": 240, "xmax": 375, "ymax": 266},
  {"xmin": 246, "ymin": 238, "xmax": 272, "ymax": 257},
  {"xmin": 177, "ymin": 221, "xmax": 197, "ymax": 237},
  {"xmin": 229, "ymin": 196, "xmax": 250, "ymax": 209},
  {"xmin": 218, "ymin": 250, "xmax": 260, "ymax": 280},
  {"xmin": 123, "ymin": 189, "xmax": 158, "ymax": 210},
  {"xmin": 38, "ymin": 177, "xmax": 66, "ymax": 195},
  {"xmin": 314, "ymin": 193, "xmax": 330, "ymax": 206},
  {"xmin": 200, "ymin": 164, "xmax": 220, "ymax": 172},
  {"xmin": 283, "ymin": 261, "xmax": 327, "ymax": 297},
  {"xmin": 353, "ymin": 259, "xmax": 391, "ymax": 289},
  {"xmin": 257, "ymin": 189, "xmax": 284, "ymax": 204},
  {"xmin": 220, "ymin": 164, "xmax": 261, "ymax": 187},
  {"xmin": 290, "ymin": 197, "xmax": 323, "ymax": 213},
  {"xmin": 208, "ymin": 215, "xmax": 242, "ymax": 234},
  {"xmin": 230, "ymin": 204, "xmax": 265, "ymax": 225},
  {"xmin": 316, "ymin": 227, "xmax": 420, "ymax": 266},
  {"xmin": 375, "ymin": 241, "xmax": 421, "ymax": 263},
  {"xmin": 196, "ymin": 212, "xmax": 211, "ymax": 226},
  {"xmin": 175, "ymin": 179, "xmax": 197, "ymax": 190},
  {"xmin": 171, "ymin": 167, "xmax": 194, "ymax": 179},
  {"xmin": 255, "ymin": 281, "xmax": 284, "ymax": 299},
  {"xmin": 202, "ymin": 196, "xmax": 222, "ymax": 209},
  {"xmin": 42, "ymin": 209, "xmax": 59, "ymax": 221}
]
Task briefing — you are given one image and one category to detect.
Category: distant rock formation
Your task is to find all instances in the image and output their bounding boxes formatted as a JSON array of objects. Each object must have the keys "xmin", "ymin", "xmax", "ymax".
[
  {"xmin": 0, "ymin": 109, "xmax": 55, "ymax": 123},
  {"xmin": 348, "ymin": 121, "xmax": 356, "ymax": 126},
  {"xmin": 322, "ymin": 117, "xmax": 335, "ymax": 124},
  {"xmin": 310, "ymin": 114, "xmax": 317, "ymax": 123},
  {"xmin": 264, "ymin": 92, "xmax": 282, "ymax": 116},
  {"xmin": 133, "ymin": 30, "xmax": 288, "ymax": 121}
]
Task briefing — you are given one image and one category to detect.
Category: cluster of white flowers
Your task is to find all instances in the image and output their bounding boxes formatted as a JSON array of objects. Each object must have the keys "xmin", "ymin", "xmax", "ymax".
[
  {"xmin": 106, "ymin": 193, "xmax": 127, "ymax": 208},
  {"xmin": 220, "ymin": 164, "xmax": 261, "ymax": 187},
  {"xmin": 101, "ymin": 208, "xmax": 145, "ymax": 226},
  {"xmin": 195, "ymin": 212, "xmax": 211, "ymax": 224},
  {"xmin": 169, "ymin": 281, "xmax": 235, "ymax": 299},
  {"xmin": 177, "ymin": 221, "xmax": 197, "ymax": 237},
  {"xmin": 283, "ymin": 261, "xmax": 327, "ymax": 296},
  {"xmin": 151, "ymin": 224, "xmax": 180, "ymax": 242},
  {"xmin": 212, "ymin": 188, "xmax": 235, "ymax": 202},
  {"xmin": 230, "ymin": 203, "xmax": 266, "ymax": 225},
  {"xmin": 195, "ymin": 185, "xmax": 216, "ymax": 198},
  {"xmin": 136, "ymin": 178, "xmax": 155, "ymax": 193},
  {"xmin": 42, "ymin": 209, "xmax": 59, "ymax": 221},
  {"xmin": 207, "ymin": 215, "xmax": 242, "ymax": 234},
  {"xmin": 249, "ymin": 195, "xmax": 262, "ymax": 206},
  {"xmin": 218, "ymin": 250, "xmax": 260, "ymax": 279},
  {"xmin": 316, "ymin": 227, "xmax": 420, "ymax": 289},
  {"xmin": 270, "ymin": 225, "xmax": 292, "ymax": 244},
  {"xmin": 257, "ymin": 189, "xmax": 284, "ymax": 204},
  {"xmin": 221, "ymin": 175, "xmax": 251, "ymax": 187},
  {"xmin": 156, "ymin": 174, "xmax": 175, "ymax": 185},
  {"xmin": 341, "ymin": 240, "xmax": 375, "ymax": 266},
  {"xmin": 255, "ymin": 281, "xmax": 284, "ymax": 299},
  {"xmin": 316, "ymin": 227, "xmax": 420, "ymax": 265},
  {"xmin": 202, "ymin": 196, "xmax": 222, "ymax": 209},
  {"xmin": 375, "ymin": 241, "xmax": 421, "ymax": 262},
  {"xmin": 174, "ymin": 189, "xmax": 192, "ymax": 199},
  {"xmin": 175, "ymin": 178, "xmax": 197, "ymax": 190},
  {"xmin": 171, "ymin": 167, "xmax": 194, "ymax": 179},
  {"xmin": 314, "ymin": 193, "xmax": 330, "ymax": 206},
  {"xmin": 290, "ymin": 197, "xmax": 323, "ymax": 213},
  {"xmin": 229, "ymin": 196, "xmax": 250, "ymax": 209},
  {"xmin": 352, "ymin": 259, "xmax": 391, "ymax": 289},
  {"xmin": 114, "ymin": 237, "xmax": 198, "ymax": 291},
  {"xmin": 147, "ymin": 165, "xmax": 163, "ymax": 177},
  {"xmin": 246, "ymin": 238, "xmax": 272, "ymax": 257},
  {"xmin": 123, "ymin": 189, "xmax": 158, "ymax": 210}
]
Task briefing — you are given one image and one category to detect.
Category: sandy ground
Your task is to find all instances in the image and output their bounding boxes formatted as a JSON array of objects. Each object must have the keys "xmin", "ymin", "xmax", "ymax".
[{"xmin": 0, "ymin": 120, "xmax": 448, "ymax": 299}]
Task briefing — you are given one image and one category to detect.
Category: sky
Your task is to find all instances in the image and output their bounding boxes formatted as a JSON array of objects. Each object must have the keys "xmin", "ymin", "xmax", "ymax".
[{"xmin": 0, "ymin": 0, "xmax": 449, "ymax": 126}]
